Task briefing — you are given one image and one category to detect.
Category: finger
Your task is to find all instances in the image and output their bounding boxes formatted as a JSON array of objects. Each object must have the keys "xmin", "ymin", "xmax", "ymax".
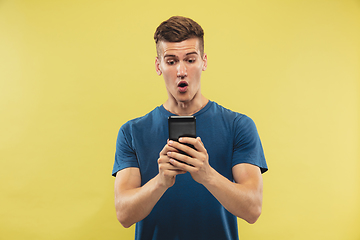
[
  {"xmin": 164, "ymin": 167, "xmax": 187, "ymax": 174},
  {"xmin": 173, "ymin": 169, "xmax": 187, "ymax": 174},
  {"xmin": 169, "ymin": 158, "xmax": 194, "ymax": 171},
  {"xmin": 178, "ymin": 137, "xmax": 206, "ymax": 153},
  {"xmin": 197, "ymin": 137, "xmax": 204, "ymax": 146},
  {"xmin": 158, "ymin": 157, "xmax": 186, "ymax": 173},
  {"xmin": 168, "ymin": 140, "xmax": 198, "ymax": 157},
  {"xmin": 160, "ymin": 144, "xmax": 179, "ymax": 156},
  {"xmin": 174, "ymin": 137, "xmax": 206, "ymax": 155},
  {"xmin": 167, "ymin": 152, "xmax": 197, "ymax": 167}
]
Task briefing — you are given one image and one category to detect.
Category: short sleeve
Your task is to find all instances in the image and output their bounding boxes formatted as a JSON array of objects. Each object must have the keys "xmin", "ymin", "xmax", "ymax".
[
  {"xmin": 112, "ymin": 123, "xmax": 139, "ymax": 177},
  {"xmin": 232, "ymin": 115, "xmax": 268, "ymax": 173}
]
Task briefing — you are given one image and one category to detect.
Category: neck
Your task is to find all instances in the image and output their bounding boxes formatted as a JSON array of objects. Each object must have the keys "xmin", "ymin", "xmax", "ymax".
[{"xmin": 163, "ymin": 95, "xmax": 209, "ymax": 116}]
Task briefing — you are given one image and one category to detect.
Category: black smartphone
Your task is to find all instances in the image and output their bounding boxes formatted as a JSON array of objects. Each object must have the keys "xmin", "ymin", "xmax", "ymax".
[{"xmin": 168, "ymin": 116, "xmax": 196, "ymax": 158}]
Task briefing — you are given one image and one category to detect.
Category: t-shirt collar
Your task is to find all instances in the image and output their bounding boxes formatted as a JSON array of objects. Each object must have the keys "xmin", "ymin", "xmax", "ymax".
[{"xmin": 159, "ymin": 100, "xmax": 213, "ymax": 117}]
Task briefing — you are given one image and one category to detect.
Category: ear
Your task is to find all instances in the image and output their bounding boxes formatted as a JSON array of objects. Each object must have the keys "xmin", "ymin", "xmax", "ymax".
[
  {"xmin": 202, "ymin": 53, "xmax": 208, "ymax": 71},
  {"xmin": 155, "ymin": 57, "xmax": 162, "ymax": 76}
]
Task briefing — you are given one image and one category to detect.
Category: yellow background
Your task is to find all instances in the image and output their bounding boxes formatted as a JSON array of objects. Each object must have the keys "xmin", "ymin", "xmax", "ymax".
[{"xmin": 1, "ymin": 0, "xmax": 359, "ymax": 239}]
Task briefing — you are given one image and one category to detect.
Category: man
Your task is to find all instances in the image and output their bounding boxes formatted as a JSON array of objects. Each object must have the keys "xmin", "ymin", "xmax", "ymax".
[{"xmin": 112, "ymin": 16, "xmax": 268, "ymax": 240}]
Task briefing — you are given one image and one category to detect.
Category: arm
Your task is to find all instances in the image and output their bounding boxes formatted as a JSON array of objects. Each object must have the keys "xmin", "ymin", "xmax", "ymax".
[
  {"xmin": 167, "ymin": 137, "xmax": 263, "ymax": 224},
  {"xmin": 114, "ymin": 143, "xmax": 186, "ymax": 228},
  {"xmin": 203, "ymin": 163, "xmax": 263, "ymax": 224}
]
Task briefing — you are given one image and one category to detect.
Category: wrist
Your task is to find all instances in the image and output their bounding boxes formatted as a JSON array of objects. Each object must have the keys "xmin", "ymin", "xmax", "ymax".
[
  {"xmin": 154, "ymin": 174, "xmax": 171, "ymax": 191},
  {"xmin": 202, "ymin": 167, "xmax": 219, "ymax": 187}
]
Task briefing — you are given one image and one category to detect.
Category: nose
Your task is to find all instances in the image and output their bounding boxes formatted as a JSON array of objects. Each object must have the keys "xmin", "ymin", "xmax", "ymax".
[{"xmin": 177, "ymin": 61, "xmax": 187, "ymax": 78}]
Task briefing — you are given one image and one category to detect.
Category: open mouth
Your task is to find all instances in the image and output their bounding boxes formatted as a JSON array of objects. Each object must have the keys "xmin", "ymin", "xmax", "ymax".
[
  {"xmin": 178, "ymin": 82, "xmax": 188, "ymax": 88},
  {"xmin": 177, "ymin": 81, "xmax": 188, "ymax": 92}
]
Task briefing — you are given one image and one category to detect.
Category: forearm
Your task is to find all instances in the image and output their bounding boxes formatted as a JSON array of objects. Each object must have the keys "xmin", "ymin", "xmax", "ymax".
[
  {"xmin": 115, "ymin": 174, "xmax": 167, "ymax": 228},
  {"xmin": 203, "ymin": 168, "xmax": 263, "ymax": 224},
  {"xmin": 167, "ymin": 138, "xmax": 264, "ymax": 223},
  {"xmin": 115, "ymin": 142, "xmax": 187, "ymax": 228}
]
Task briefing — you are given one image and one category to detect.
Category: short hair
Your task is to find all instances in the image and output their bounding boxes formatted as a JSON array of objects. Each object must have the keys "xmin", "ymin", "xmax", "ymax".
[{"xmin": 154, "ymin": 16, "xmax": 204, "ymax": 57}]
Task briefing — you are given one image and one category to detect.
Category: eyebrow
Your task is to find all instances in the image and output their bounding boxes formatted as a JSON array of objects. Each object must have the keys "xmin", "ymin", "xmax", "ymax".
[
  {"xmin": 164, "ymin": 51, "xmax": 199, "ymax": 59},
  {"xmin": 185, "ymin": 51, "xmax": 198, "ymax": 56},
  {"xmin": 164, "ymin": 54, "xmax": 177, "ymax": 58}
]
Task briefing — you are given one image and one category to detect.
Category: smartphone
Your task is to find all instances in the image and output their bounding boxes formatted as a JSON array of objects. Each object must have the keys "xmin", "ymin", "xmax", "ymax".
[{"xmin": 168, "ymin": 116, "xmax": 196, "ymax": 159}]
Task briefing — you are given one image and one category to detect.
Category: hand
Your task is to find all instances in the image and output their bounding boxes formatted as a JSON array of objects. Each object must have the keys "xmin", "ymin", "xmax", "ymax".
[
  {"xmin": 157, "ymin": 141, "xmax": 187, "ymax": 188},
  {"xmin": 167, "ymin": 137, "xmax": 215, "ymax": 185}
]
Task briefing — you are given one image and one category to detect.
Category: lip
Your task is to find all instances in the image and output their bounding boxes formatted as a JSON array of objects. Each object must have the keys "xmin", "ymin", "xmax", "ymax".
[{"xmin": 177, "ymin": 81, "xmax": 188, "ymax": 93}]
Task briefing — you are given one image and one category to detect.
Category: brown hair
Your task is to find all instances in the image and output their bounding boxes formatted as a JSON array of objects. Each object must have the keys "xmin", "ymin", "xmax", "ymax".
[{"xmin": 154, "ymin": 16, "xmax": 204, "ymax": 57}]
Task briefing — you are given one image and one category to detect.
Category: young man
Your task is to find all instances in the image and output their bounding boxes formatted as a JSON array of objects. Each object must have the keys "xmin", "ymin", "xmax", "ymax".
[{"xmin": 113, "ymin": 16, "xmax": 268, "ymax": 240}]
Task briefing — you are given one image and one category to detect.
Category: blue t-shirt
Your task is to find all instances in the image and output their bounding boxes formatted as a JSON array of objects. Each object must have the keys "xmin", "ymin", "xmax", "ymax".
[{"xmin": 112, "ymin": 101, "xmax": 268, "ymax": 240}]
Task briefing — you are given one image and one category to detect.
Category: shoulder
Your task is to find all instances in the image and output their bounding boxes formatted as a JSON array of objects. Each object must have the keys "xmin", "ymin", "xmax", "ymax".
[
  {"xmin": 206, "ymin": 102, "xmax": 258, "ymax": 136},
  {"xmin": 209, "ymin": 101, "xmax": 250, "ymax": 122},
  {"xmin": 116, "ymin": 107, "xmax": 161, "ymax": 146},
  {"xmin": 120, "ymin": 106, "xmax": 162, "ymax": 132}
]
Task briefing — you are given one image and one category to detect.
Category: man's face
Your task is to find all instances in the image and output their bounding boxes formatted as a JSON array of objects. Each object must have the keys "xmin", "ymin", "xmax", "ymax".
[{"xmin": 155, "ymin": 38, "xmax": 207, "ymax": 104}]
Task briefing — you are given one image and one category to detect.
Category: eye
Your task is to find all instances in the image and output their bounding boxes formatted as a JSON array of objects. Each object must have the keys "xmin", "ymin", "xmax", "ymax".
[
  {"xmin": 187, "ymin": 58, "xmax": 196, "ymax": 63},
  {"xmin": 167, "ymin": 60, "xmax": 176, "ymax": 65}
]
